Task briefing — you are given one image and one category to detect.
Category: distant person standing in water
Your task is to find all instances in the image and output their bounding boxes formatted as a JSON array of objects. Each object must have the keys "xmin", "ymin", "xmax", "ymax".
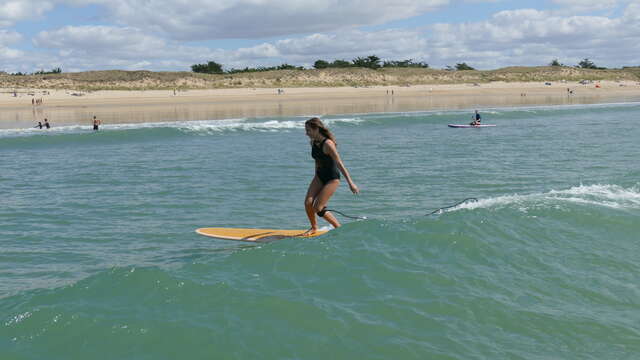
[
  {"xmin": 303, "ymin": 117, "xmax": 359, "ymax": 235},
  {"xmin": 92, "ymin": 116, "xmax": 101, "ymax": 131},
  {"xmin": 44, "ymin": 118, "xmax": 50, "ymax": 129},
  {"xmin": 470, "ymin": 110, "xmax": 481, "ymax": 126},
  {"xmin": 35, "ymin": 121, "xmax": 43, "ymax": 129}
]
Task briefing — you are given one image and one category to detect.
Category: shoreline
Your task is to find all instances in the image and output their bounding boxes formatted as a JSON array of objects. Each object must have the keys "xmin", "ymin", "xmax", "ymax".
[{"xmin": 2, "ymin": 81, "xmax": 640, "ymax": 129}]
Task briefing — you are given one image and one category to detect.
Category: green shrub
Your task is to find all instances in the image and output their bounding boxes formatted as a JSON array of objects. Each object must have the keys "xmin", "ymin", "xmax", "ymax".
[{"xmin": 191, "ymin": 61, "xmax": 223, "ymax": 74}]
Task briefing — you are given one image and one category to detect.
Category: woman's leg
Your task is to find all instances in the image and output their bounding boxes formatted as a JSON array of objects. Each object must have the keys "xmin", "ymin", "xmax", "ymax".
[
  {"xmin": 313, "ymin": 179, "xmax": 341, "ymax": 228},
  {"xmin": 304, "ymin": 176, "xmax": 324, "ymax": 233}
]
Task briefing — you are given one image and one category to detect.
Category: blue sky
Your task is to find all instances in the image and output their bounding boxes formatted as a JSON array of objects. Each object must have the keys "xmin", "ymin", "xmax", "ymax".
[{"xmin": 1, "ymin": 0, "xmax": 638, "ymax": 73}]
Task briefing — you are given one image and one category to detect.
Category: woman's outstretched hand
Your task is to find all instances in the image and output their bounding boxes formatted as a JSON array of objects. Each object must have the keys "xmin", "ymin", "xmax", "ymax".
[{"xmin": 349, "ymin": 182, "xmax": 360, "ymax": 194}]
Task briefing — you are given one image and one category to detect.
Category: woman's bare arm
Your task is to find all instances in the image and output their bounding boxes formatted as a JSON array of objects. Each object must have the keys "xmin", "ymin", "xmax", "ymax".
[{"xmin": 324, "ymin": 140, "xmax": 359, "ymax": 194}]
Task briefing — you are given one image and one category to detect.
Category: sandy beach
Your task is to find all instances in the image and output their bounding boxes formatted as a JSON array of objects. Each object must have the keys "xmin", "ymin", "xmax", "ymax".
[{"xmin": 2, "ymin": 81, "xmax": 640, "ymax": 129}]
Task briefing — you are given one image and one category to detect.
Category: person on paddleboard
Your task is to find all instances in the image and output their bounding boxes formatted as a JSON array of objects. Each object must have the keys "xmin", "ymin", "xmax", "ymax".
[
  {"xmin": 303, "ymin": 117, "xmax": 359, "ymax": 235},
  {"xmin": 470, "ymin": 110, "xmax": 481, "ymax": 126}
]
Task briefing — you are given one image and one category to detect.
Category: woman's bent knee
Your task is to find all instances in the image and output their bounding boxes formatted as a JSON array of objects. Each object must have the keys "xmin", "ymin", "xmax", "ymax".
[{"xmin": 314, "ymin": 204, "xmax": 327, "ymax": 214}]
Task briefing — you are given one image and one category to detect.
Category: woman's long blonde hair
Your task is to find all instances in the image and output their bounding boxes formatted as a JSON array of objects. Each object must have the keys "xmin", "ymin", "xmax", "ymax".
[{"xmin": 305, "ymin": 117, "xmax": 337, "ymax": 145}]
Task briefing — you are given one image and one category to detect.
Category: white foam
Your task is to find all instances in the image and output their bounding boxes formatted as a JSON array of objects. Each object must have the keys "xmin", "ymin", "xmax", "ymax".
[
  {"xmin": 0, "ymin": 117, "xmax": 366, "ymax": 138},
  {"xmin": 0, "ymin": 124, "xmax": 89, "ymax": 137},
  {"xmin": 450, "ymin": 184, "xmax": 640, "ymax": 212},
  {"xmin": 549, "ymin": 184, "xmax": 640, "ymax": 202},
  {"xmin": 0, "ymin": 120, "xmax": 188, "ymax": 137},
  {"xmin": 177, "ymin": 117, "xmax": 364, "ymax": 134}
]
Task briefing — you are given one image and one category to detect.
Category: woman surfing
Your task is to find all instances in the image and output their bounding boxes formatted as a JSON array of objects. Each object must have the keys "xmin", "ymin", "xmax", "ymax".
[{"xmin": 303, "ymin": 118, "xmax": 359, "ymax": 235}]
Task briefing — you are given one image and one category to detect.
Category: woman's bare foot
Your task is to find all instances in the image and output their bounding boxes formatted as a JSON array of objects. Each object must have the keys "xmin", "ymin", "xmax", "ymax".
[{"xmin": 301, "ymin": 227, "xmax": 318, "ymax": 236}]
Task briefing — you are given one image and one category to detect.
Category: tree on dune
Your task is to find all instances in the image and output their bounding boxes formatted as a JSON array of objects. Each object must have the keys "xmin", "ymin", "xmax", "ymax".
[
  {"xmin": 34, "ymin": 67, "xmax": 62, "ymax": 75},
  {"xmin": 313, "ymin": 59, "xmax": 352, "ymax": 69},
  {"xmin": 549, "ymin": 59, "xmax": 563, "ymax": 67},
  {"xmin": 577, "ymin": 58, "xmax": 606, "ymax": 70},
  {"xmin": 331, "ymin": 59, "xmax": 352, "ymax": 68},
  {"xmin": 191, "ymin": 61, "xmax": 224, "ymax": 74},
  {"xmin": 315, "ymin": 56, "xmax": 430, "ymax": 69},
  {"xmin": 352, "ymin": 55, "xmax": 381, "ymax": 69},
  {"xmin": 382, "ymin": 59, "xmax": 429, "ymax": 68},
  {"xmin": 276, "ymin": 64, "xmax": 304, "ymax": 70},
  {"xmin": 455, "ymin": 63, "xmax": 475, "ymax": 70},
  {"xmin": 313, "ymin": 60, "xmax": 330, "ymax": 69}
]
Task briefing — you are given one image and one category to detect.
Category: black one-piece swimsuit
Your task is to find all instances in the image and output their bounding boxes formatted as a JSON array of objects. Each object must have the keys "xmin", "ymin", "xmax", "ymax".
[{"xmin": 312, "ymin": 138, "xmax": 340, "ymax": 184}]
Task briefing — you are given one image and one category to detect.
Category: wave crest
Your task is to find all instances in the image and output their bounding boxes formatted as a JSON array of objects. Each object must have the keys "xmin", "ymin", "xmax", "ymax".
[
  {"xmin": 0, "ymin": 117, "xmax": 364, "ymax": 138},
  {"xmin": 451, "ymin": 184, "xmax": 640, "ymax": 212}
]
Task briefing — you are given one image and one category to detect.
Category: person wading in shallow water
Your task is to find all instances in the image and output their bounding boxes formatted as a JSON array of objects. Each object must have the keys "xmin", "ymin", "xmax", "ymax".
[
  {"xmin": 303, "ymin": 117, "xmax": 359, "ymax": 235},
  {"xmin": 92, "ymin": 116, "xmax": 101, "ymax": 131}
]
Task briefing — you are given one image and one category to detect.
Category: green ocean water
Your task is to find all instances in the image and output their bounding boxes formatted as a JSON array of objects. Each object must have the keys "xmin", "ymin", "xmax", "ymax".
[{"xmin": 1, "ymin": 103, "xmax": 639, "ymax": 359}]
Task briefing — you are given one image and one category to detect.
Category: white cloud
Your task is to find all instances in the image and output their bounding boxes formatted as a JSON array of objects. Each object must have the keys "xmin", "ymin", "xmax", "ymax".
[
  {"xmin": 0, "ymin": 45, "xmax": 22, "ymax": 60},
  {"xmin": 233, "ymin": 43, "xmax": 280, "ymax": 60},
  {"xmin": 0, "ymin": 29, "xmax": 23, "ymax": 67},
  {"xmin": 29, "ymin": 25, "xmax": 232, "ymax": 71},
  {"xmin": 551, "ymin": 0, "xmax": 619, "ymax": 13},
  {"xmin": 0, "ymin": 28, "xmax": 21, "ymax": 44},
  {"xmin": 23, "ymin": 25, "xmax": 430, "ymax": 71},
  {"xmin": 33, "ymin": 25, "xmax": 168, "ymax": 58},
  {"xmin": 230, "ymin": 4, "xmax": 640, "ymax": 69},
  {"xmin": 273, "ymin": 29, "xmax": 428, "ymax": 64},
  {"xmin": 0, "ymin": 0, "xmax": 54, "ymax": 27},
  {"xmin": 185, "ymin": 29, "xmax": 430, "ymax": 69},
  {"xmin": 434, "ymin": 9, "xmax": 618, "ymax": 45},
  {"xmin": 623, "ymin": 2, "xmax": 640, "ymax": 19},
  {"xmin": 93, "ymin": 0, "xmax": 450, "ymax": 40},
  {"xmin": 421, "ymin": 6, "xmax": 640, "ymax": 68}
]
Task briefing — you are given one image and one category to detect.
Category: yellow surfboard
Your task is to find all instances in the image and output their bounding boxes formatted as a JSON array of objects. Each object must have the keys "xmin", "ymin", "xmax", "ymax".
[{"xmin": 195, "ymin": 227, "xmax": 328, "ymax": 242}]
